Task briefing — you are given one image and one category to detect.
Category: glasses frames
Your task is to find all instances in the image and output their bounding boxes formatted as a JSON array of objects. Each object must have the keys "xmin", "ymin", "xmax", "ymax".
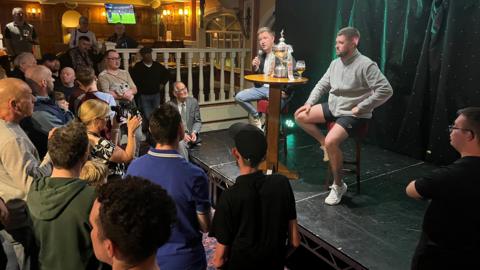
[{"xmin": 448, "ymin": 125, "xmax": 474, "ymax": 136}]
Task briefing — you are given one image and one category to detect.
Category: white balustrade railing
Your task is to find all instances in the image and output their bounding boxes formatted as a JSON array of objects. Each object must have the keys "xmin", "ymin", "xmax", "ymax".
[{"xmin": 111, "ymin": 47, "xmax": 250, "ymax": 106}]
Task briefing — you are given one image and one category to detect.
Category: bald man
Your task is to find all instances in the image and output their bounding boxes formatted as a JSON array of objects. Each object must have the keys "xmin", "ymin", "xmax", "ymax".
[
  {"xmin": 25, "ymin": 65, "xmax": 74, "ymax": 135},
  {"xmin": 0, "ymin": 78, "xmax": 52, "ymax": 269},
  {"xmin": 55, "ymin": 67, "xmax": 77, "ymax": 99}
]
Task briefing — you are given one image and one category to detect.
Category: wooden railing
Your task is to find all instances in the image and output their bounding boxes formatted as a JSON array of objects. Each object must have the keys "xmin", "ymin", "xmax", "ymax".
[{"xmin": 111, "ymin": 46, "xmax": 251, "ymax": 106}]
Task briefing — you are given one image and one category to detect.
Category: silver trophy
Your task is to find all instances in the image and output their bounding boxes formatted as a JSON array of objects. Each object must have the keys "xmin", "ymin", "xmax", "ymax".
[{"xmin": 272, "ymin": 30, "xmax": 292, "ymax": 78}]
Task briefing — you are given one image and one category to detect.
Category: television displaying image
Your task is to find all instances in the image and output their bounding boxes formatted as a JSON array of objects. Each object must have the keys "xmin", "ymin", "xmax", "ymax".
[{"xmin": 105, "ymin": 4, "xmax": 136, "ymax": 24}]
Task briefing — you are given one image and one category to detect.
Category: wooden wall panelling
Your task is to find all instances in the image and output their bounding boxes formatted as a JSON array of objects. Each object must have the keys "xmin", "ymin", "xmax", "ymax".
[{"xmin": 1, "ymin": 1, "xmax": 162, "ymax": 56}]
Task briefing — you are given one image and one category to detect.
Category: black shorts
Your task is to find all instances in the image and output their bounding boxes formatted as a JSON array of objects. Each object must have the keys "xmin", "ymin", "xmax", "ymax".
[{"xmin": 321, "ymin": 102, "xmax": 368, "ymax": 136}]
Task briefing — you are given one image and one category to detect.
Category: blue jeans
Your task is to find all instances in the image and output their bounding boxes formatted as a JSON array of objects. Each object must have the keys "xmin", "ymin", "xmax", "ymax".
[
  {"xmin": 139, "ymin": 93, "xmax": 161, "ymax": 120},
  {"xmin": 235, "ymin": 86, "xmax": 269, "ymax": 117},
  {"xmin": 235, "ymin": 86, "xmax": 287, "ymax": 117}
]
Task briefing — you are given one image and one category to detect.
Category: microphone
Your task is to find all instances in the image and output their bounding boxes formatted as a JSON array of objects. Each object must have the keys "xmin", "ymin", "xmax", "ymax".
[{"xmin": 253, "ymin": 50, "xmax": 263, "ymax": 72}]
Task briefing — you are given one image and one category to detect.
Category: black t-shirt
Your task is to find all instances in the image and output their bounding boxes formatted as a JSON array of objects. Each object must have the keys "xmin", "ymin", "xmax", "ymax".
[
  {"xmin": 209, "ymin": 171, "xmax": 297, "ymax": 270},
  {"xmin": 130, "ymin": 61, "xmax": 170, "ymax": 95},
  {"xmin": 54, "ymin": 83, "xmax": 77, "ymax": 100},
  {"xmin": 413, "ymin": 156, "xmax": 480, "ymax": 260}
]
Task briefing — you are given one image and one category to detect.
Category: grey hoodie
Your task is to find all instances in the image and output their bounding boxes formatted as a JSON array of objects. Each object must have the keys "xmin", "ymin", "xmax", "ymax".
[{"xmin": 306, "ymin": 49, "xmax": 393, "ymax": 119}]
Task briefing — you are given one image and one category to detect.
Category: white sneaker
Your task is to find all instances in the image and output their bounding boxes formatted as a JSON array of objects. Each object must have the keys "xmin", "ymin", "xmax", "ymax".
[
  {"xmin": 320, "ymin": 145, "xmax": 329, "ymax": 162},
  {"xmin": 325, "ymin": 182, "xmax": 347, "ymax": 205},
  {"xmin": 249, "ymin": 115, "xmax": 263, "ymax": 130}
]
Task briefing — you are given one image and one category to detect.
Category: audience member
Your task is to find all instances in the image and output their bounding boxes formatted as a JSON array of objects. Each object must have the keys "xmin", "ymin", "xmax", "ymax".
[
  {"xmin": 27, "ymin": 121, "xmax": 100, "ymax": 270},
  {"xmin": 80, "ymin": 160, "xmax": 108, "ymax": 187},
  {"xmin": 169, "ymin": 81, "xmax": 202, "ymax": 155},
  {"xmin": 24, "ymin": 65, "xmax": 73, "ymax": 158},
  {"xmin": 0, "ymin": 197, "xmax": 9, "ymax": 270},
  {"xmin": 78, "ymin": 99, "xmax": 141, "ymax": 179},
  {"xmin": 126, "ymin": 104, "xmax": 211, "ymax": 270},
  {"xmin": 209, "ymin": 122, "xmax": 300, "ymax": 269},
  {"xmin": 55, "ymin": 67, "xmax": 77, "ymax": 99},
  {"xmin": 69, "ymin": 67, "xmax": 116, "ymax": 114},
  {"xmin": 4, "ymin": 7, "xmax": 39, "ymax": 58},
  {"xmin": 98, "ymin": 49, "xmax": 137, "ymax": 102},
  {"xmin": 107, "ymin": 23, "xmax": 138, "ymax": 49},
  {"xmin": 0, "ymin": 197, "xmax": 8, "ymax": 269},
  {"xmin": 89, "ymin": 176, "xmax": 177, "ymax": 270},
  {"xmin": 98, "ymin": 50, "xmax": 144, "ymax": 151},
  {"xmin": 130, "ymin": 46, "xmax": 170, "ymax": 119},
  {"xmin": 0, "ymin": 78, "xmax": 52, "ymax": 269},
  {"xmin": 69, "ymin": 36, "xmax": 95, "ymax": 72},
  {"xmin": 406, "ymin": 107, "xmax": 480, "ymax": 270},
  {"xmin": 294, "ymin": 27, "xmax": 393, "ymax": 205},
  {"xmin": 69, "ymin": 16, "xmax": 98, "ymax": 52},
  {"xmin": 40, "ymin": 53, "xmax": 61, "ymax": 82},
  {"xmin": 54, "ymin": 91, "xmax": 69, "ymax": 112},
  {"xmin": 8, "ymin": 52, "xmax": 37, "ymax": 81}
]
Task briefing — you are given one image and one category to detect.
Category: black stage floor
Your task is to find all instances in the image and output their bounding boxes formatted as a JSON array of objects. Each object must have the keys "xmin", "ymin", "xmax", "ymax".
[{"xmin": 190, "ymin": 129, "xmax": 433, "ymax": 270}]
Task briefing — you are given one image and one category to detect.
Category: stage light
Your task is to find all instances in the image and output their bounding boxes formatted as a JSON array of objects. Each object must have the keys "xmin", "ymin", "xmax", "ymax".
[{"xmin": 285, "ymin": 119, "xmax": 295, "ymax": 128}]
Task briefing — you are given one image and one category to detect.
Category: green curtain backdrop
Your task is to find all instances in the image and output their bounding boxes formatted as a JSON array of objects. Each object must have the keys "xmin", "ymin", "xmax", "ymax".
[{"xmin": 274, "ymin": 0, "xmax": 480, "ymax": 164}]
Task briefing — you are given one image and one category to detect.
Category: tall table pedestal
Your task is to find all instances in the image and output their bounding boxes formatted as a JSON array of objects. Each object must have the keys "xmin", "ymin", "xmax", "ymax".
[{"xmin": 244, "ymin": 74, "xmax": 308, "ymax": 179}]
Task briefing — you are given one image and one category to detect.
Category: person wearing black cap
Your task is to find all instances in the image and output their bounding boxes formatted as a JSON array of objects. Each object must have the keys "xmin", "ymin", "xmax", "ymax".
[
  {"xmin": 130, "ymin": 47, "xmax": 170, "ymax": 120},
  {"xmin": 209, "ymin": 122, "xmax": 300, "ymax": 270}
]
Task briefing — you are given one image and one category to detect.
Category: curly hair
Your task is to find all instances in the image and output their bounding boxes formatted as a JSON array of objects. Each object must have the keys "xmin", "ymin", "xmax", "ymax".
[
  {"xmin": 149, "ymin": 104, "xmax": 182, "ymax": 145},
  {"xmin": 48, "ymin": 120, "xmax": 89, "ymax": 169},
  {"xmin": 96, "ymin": 176, "xmax": 177, "ymax": 265}
]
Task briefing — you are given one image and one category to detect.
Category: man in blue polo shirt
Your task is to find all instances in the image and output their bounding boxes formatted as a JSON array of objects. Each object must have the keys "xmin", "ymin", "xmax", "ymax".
[{"xmin": 126, "ymin": 104, "xmax": 211, "ymax": 270}]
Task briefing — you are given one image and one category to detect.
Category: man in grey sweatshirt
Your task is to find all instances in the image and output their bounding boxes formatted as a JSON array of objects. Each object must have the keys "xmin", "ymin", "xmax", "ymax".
[{"xmin": 295, "ymin": 27, "xmax": 393, "ymax": 205}]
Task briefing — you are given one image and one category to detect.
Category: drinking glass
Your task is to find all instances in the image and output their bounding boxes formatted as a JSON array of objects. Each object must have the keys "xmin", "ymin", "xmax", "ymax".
[{"xmin": 295, "ymin": 60, "xmax": 306, "ymax": 78}]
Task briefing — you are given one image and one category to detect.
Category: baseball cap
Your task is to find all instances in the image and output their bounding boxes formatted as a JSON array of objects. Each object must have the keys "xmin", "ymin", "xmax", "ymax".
[{"xmin": 228, "ymin": 122, "xmax": 267, "ymax": 166}]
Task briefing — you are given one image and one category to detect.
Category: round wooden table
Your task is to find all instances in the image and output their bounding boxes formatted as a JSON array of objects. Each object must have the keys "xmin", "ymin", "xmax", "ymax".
[{"xmin": 244, "ymin": 74, "xmax": 308, "ymax": 179}]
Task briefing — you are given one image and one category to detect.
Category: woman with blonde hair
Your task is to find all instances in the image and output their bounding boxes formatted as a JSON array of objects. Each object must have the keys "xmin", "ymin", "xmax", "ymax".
[{"xmin": 78, "ymin": 99, "xmax": 141, "ymax": 179}]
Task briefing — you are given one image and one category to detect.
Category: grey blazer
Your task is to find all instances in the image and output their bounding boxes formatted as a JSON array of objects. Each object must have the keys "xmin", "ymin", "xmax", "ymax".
[{"xmin": 168, "ymin": 96, "xmax": 202, "ymax": 134}]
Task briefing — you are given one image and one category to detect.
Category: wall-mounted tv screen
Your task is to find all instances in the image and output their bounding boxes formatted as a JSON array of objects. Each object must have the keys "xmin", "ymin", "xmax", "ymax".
[{"xmin": 105, "ymin": 4, "xmax": 136, "ymax": 24}]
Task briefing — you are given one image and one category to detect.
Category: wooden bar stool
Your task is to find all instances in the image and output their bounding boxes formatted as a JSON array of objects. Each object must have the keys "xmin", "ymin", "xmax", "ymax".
[{"xmin": 324, "ymin": 121, "xmax": 369, "ymax": 193}]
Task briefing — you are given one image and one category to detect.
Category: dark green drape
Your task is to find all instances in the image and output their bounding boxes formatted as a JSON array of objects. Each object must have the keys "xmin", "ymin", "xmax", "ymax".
[{"xmin": 274, "ymin": 0, "xmax": 480, "ymax": 165}]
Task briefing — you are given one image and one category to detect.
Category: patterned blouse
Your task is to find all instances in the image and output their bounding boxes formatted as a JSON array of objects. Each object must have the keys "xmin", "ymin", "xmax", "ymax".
[{"xmin": 90, "ymin": 136, "xmax": 125, "ymax": 176}]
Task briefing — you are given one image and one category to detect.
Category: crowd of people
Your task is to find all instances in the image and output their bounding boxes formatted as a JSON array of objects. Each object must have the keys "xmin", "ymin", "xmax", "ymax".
[
  {"xmin": 0, "ymin": 5, "xmax": 478, "ymax": 270},
  {"xmin": 0, "ymin": 6, "xmax": 300, "ymax": 270}
]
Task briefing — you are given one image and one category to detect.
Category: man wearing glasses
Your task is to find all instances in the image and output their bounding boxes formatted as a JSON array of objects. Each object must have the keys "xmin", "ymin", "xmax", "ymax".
[
  {"xmin": 98, "ymin": 50, "xmax": 144, "ymax": 153},
  {"xmin": 406, "ymin": 107, "xmax": 480, "ymax": 270},
  {"xmin": 168, "ymin": 81, "xmax": 202, "ymax": 160},
  {"xmin": 98, "ymin": 49, "xmax": 137, "ymax": 102}
]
